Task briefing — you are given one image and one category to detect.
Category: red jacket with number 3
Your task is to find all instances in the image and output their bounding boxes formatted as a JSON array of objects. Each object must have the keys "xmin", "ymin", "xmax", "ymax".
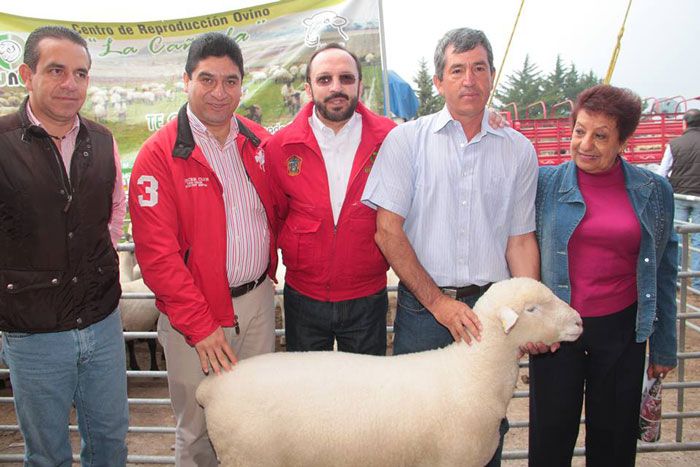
[
  {"xmin": 128, "ymin": 105, "xmax": 275, "ymax": 346},
  {"xmin": 265, "ymin": 101, "xmax": 396, "ymax": 302}
]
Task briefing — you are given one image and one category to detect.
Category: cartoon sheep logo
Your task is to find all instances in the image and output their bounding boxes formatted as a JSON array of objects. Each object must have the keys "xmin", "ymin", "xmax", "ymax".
[
  {"xmin": 303, "ymin": 11, "xmax": 349, "ymax": 49},
  {"xmin": 0, "ymin": 35, "xmax": 24, "ymax": 71}
]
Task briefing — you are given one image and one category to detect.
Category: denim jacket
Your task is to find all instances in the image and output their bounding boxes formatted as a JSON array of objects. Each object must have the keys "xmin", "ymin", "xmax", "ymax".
[{"xmin": 536, "ymin": 158, "xmax": 678, "ymax": 366}]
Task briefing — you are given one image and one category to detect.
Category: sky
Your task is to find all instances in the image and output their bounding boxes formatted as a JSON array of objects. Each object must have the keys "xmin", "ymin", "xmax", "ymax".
[{"xmin": 2, "ymin": 0, "xmax": 698, "ymax": 108}]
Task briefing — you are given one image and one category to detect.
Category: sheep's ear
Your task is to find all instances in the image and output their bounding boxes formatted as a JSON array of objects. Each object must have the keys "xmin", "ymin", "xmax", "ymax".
[{"xmin": 497, "ymin": 306, "xmax": 519, "ymax": 334}]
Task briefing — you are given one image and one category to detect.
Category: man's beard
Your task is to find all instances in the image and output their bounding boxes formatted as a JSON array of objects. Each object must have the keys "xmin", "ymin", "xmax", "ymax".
[{"xmin": 314, "ymin": 91, "xmax": 358, "ymax": 122}]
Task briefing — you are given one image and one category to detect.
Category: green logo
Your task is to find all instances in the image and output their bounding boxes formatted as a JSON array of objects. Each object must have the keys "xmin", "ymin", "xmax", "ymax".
[{"xmin": 0, "ymin": 34, "xmax": 24, "ymax": 71}]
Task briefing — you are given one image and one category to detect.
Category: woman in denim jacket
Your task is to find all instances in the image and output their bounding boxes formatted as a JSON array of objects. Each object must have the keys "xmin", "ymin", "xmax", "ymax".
[{"xmin": 529, "ymin": 85, "xmax": 678, "ymax": 467}]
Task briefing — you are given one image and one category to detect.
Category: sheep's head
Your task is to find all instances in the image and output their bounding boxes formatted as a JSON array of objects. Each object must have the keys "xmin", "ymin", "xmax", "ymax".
[{"xmin": 475, "ymin": 278, "xmax": 583, "ymax": 345}]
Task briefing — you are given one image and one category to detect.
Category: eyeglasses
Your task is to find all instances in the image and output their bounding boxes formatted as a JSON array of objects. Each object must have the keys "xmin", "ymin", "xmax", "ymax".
[{"xmin": 314, "ymin": 74, "xmax": 357, "ymax": 86}]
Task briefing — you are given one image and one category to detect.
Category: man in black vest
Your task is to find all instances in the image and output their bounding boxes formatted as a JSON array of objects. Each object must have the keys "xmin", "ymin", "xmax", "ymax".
[
  {"xmin": 658, "ymin": 108, "xmax": 700, "ymax": 289},
  {"xmin": 0, "ymin": 26, "xmax": 128, "ymax": 466}
]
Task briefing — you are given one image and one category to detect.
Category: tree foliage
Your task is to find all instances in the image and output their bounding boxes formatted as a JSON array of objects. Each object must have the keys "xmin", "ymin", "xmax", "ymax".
[
  {"xmin": 413, "ymin": 57, "xmax": 444, "ymax": 117},
  {"xmin": 493, "ymin": 55, "xmax": 601, "ymax": 119}
]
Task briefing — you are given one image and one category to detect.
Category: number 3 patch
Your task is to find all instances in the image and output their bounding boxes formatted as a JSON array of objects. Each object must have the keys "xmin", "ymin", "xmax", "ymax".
[{"xmin": 137, "ymin": 175, "xmax": 159, "ymax": 207}]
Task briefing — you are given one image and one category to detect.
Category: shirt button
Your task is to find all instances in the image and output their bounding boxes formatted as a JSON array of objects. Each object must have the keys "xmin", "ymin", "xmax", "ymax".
[
  {"xmin": 462, "ymin": 201, "xmax": 467, "ymax": 205},
  {"xmin": 76, "ymin": 317, "xmax": 83, "ymax": 324},
  {"xmin": 51, "ymin": 278, "xmax": 59, "ymax": 285},
  {"xmin": 645, "ymin": 293, "xmax": 651, "ymax": 298},
  {"xmin": 68, "ymin": 232, "xmax": 74, "ymax": 239},
  {"xmin": 644, "ymin": 258, "xmax": 650, "ymax": 263},
  {"xmin": 7, "ymin": 283, "xmax": 14, "ymax": 290},
  {"xmin": 72, "ymin": 276, "xmax": 78, "ymax": 284}
]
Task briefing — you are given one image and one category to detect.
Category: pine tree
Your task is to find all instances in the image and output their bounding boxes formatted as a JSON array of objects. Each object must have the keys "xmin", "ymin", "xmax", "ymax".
[
  {"xmin": 493, "ymin": 55, "xmax": 544, "ymax": 119},
  {"xmin": 543, "ymin": 55, "xmax": 568, "ymax": 116},
  {"xmin": 413, "ymin": 58, "xmax": 443, "ymax": 117},
  {"xmin": 494, "ymin": 56, "xmax": 601, "ymax": 119},
  {"xmin": 563, "ymin": 63, "xmax": 581, "ymax": 103}
]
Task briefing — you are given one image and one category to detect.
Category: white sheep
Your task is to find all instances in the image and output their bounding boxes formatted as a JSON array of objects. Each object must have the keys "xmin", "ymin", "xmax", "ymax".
[
  {"xmin": 249, "ymin": 71, "xmax": 268, "ymax": 82},
  {"xmin": 92, "ymin": 103, "xmax": 107, "ymax": 122},
  {"xmin": 118, "ymin": 250, "xmax": 159, "ymax": 370},
  {"xmin": 196, "ymin": 277, "xmax": 583, "ymax": 467},
  {"xmin": 271, "ymin": 67, "xmax": 294, "ymax": 84}
]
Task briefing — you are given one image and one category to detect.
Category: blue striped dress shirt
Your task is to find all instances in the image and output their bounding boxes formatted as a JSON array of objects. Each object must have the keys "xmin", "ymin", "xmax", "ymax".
[{"xmin": 362, "ymin": 107, "xmax": 537, "ymax": 287}]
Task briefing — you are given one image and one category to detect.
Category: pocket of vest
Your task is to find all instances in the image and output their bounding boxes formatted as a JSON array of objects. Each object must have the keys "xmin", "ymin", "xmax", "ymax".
[{"xmin": 1, "ymin": 269, "xmax": 64, "ymax": 295}]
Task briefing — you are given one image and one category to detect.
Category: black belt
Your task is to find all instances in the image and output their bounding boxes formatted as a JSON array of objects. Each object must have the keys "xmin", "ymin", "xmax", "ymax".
[
  {"xmin": 230, "ymin": 271, "xmax": 267, "ymax": 298},
  {"xmin": 440, "ymin": 283, "xmax": 492, "ymax": 300}
]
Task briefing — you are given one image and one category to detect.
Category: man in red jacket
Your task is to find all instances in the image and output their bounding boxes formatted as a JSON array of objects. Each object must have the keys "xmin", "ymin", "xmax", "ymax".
[
  {"xmin": 265, "ymin": 44, "xmax": 396, "ymax": 355},
  {"xmin": 129, "ymin": 33, "xmax": 276, "ymax": 467}
]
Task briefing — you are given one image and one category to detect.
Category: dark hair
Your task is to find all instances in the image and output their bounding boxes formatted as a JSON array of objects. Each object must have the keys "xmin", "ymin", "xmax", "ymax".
[
  {"xmin": 434, "ymin": 28, "xmax": 494, "ymax": 80},
  {"xmin": 683, "ymin": 108, "xmax": 700, "ymax": 128},
  {"xmin": 305, "ymin": 43, "xmax": 362, "ymax": 83},
  {"xmin": 185, "ymin": 32, "xmax": 244, "ymax": 79},
  {"xmin": 24, "ymin": 26, "xmax": 91, "ymax": 72},
  {"xmin": 571, "ymin": 84, "xmax": 642, "ymax": 143}
]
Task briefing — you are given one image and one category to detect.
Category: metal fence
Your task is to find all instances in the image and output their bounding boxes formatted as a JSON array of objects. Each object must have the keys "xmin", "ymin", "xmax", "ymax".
[{"xmin": 2, "ymin": 226, "xmax": 700, "ymax": 464}]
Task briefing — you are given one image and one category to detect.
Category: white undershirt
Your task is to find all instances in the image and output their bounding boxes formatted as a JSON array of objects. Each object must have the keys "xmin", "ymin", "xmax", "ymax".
[{"xmin": 309, "ymin": 108, "xmax": 362, "ymax": 224}]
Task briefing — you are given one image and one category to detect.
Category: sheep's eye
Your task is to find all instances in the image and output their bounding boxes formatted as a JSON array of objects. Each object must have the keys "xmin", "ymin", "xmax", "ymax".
[{"xmin": 525, "ymin": 305, "xmax": 537, "ymax": 313}]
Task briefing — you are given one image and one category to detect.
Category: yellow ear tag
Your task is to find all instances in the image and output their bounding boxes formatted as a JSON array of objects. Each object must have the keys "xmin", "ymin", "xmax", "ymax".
[{"xmin": 498, "ymin": 306, "xmax": 519, "ymax": 334}]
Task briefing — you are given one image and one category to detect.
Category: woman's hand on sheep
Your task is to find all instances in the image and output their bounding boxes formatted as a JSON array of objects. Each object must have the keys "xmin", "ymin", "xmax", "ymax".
[
  {"xmin": 430, "ymin": 295, "xmax": 482, "ymax": 344},
  {"xmin": 518, "ymin": 341, "xmax": 560, "ymax": 358},
  {"xmin": 194, "ymin": 327, "xmax": 238, "ymax": 375}
]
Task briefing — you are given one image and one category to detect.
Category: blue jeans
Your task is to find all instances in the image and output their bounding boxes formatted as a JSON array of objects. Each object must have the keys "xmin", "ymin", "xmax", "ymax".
[
  {"xmin": 393, "ymin": 282, "xmax": 508, "ymax": 467},
  {"xmin": 675, "ymin": 198, "xmax": 700, "ymax": 288},
  {"xmin": 1, "ymin": 309, "xmax": 129, "ymax": 467},
  {"xmin": 284, "ymin": 285, "xmax": 388, "ymax": 355}
]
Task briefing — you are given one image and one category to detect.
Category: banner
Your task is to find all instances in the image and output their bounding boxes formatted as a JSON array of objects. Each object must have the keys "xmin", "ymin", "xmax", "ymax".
[{"xmin": 0, "ymin": 0, "xmax": 385, "ymax": 169}]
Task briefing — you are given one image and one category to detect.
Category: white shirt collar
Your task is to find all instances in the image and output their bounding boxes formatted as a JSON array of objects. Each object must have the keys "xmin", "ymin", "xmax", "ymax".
[
  {"xmin": 309, "ymin": 106, "xmax": 361, "ymax": 137},
  {"xmin": 432, "ymin": 105, "xmax": 505, "ymax": 140},
  {"xmin": 186, "ymin": 104, "xmax": 239, "ymax": 144}
]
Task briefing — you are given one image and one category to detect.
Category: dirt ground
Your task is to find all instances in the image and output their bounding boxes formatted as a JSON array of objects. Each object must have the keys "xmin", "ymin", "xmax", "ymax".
[{"xmin": 1, "ymin": 294, "xmax": 699, "ymax": 466}]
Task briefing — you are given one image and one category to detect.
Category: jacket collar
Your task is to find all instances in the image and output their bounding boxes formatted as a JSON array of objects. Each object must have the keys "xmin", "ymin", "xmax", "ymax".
[
  {"xmin": 172, "ymin": 103, "xmax": 261, "ymax": 159},
  {"xmin": 19, "ymin": 96, "xmax": 87, "ymax": 144},
  {"xmin": 557, "ymin": 156, "xmax": 653, "ymax": 202}
]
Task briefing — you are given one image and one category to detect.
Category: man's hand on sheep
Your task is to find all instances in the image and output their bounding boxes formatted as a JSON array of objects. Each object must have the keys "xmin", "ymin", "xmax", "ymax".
[
  {"xmin": 429, "ymin": 294, "xmax": 482, "ymax": 344},
  {"xmin": 194, "ymin": 327, "xmax": 238, "ymax": 375}
]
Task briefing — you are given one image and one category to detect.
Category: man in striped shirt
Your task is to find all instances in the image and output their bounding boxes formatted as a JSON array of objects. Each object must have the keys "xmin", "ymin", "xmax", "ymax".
[
  {"xmin": 362, "ymin": 27, "xmax": 541, "ymax": 467},
  {"xmin": 129, "ymin": 33, "xmax": 276, "ymax": 466}
]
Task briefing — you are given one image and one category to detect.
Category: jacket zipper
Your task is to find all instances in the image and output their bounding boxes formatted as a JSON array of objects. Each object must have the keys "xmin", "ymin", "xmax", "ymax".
[
  {"xmin": 47, "ymin": 137, "xmax": 74, "ymax": 212},
  {"xmin": 325, "ymin": 146, "xmax": 375, "ymax": 300}
]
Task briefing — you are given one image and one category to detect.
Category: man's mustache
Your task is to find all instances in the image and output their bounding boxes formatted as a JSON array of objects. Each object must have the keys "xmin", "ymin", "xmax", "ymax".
[{"xmin": 324, "ymin": 92, "xmax": 350, "ymax": 102}]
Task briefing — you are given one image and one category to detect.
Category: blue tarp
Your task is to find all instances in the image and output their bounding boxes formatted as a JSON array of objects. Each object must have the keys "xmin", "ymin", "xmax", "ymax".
[{"xmin": 388, "ymin": 70, "xmax": 419, "ymax": 120}]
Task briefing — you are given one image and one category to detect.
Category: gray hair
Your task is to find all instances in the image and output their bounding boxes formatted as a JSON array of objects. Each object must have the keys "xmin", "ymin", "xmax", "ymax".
[
  {"xmin": 434, "ymin": 28, "xmax": 494, "ymax": 80},
  {"xmin": 683, "ymin": 108, "xmax": 700, "ymax": 128}
]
